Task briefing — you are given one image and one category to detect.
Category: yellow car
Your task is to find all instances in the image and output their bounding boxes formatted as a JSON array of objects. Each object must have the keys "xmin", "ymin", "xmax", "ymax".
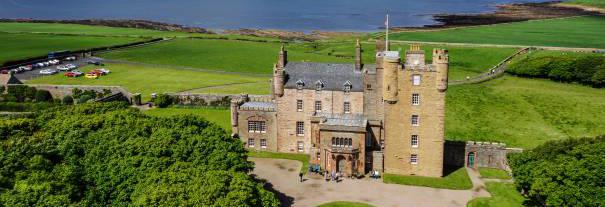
[{"xmin": 85, "ymin": 72, "xmax": 99, "ymax": 79}]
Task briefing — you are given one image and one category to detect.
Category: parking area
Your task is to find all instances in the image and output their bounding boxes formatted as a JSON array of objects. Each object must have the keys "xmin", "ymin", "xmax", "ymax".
[{"xmin": 11, "ymin": 57, "xmax": 102, "ymax": 81}]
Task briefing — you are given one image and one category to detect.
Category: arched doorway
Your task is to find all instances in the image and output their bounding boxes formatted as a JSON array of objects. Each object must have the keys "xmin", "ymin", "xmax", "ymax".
[
  {"xmin": 336, "ymin": 155, "xmax": 346, "ymax": 173},
  {"xmin": 467, "ymin": 152, "xmax": 475, "ymax": 168}
]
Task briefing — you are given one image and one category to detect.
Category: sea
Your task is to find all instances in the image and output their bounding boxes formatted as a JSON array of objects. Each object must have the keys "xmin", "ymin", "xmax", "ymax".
[{"xmin": 0, "ymin": 0, "xmax": 548, "ymax": 32}]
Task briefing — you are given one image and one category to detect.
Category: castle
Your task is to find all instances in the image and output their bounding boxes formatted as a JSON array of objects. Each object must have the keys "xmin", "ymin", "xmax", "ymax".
[{"xmin": 231, "ymin": 40, "xmax": 449, "ymax": 177}]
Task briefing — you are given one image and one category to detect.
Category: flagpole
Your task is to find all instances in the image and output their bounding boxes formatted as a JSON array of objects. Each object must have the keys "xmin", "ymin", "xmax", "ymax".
[{"xmin": 385, "ymin": 14, "xmax": 389, "ymax": 51}]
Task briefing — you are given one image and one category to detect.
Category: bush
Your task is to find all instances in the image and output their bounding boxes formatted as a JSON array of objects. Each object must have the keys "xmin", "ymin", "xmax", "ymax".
[
  {"xmin": 6, "ymin": 85, "xmax": 37, "ymax": 102},
  {"xmin": 592, "ymin": 64, "xmax": 605, "ymax": 88},
  {"xmin": 62, "ymin": 96, "xmax": 74, "ymax": 105},
  {"xmin": 154, "ymin": 94, "xmax": 173, "ymax": 108},
  {"xmin": 78, "ymin": 95, "xmax": 93, "ymax": 103},
  {"xmin": 509, "ymin": 136, "xmax": 605, "ymax": 207},
  {"xmin": 507, "ymin": 54, "xmax": 605, "ymax": 87},
  {"xmin": 34, "ymin": 90, "xmax": 52, "ymax": 102}
]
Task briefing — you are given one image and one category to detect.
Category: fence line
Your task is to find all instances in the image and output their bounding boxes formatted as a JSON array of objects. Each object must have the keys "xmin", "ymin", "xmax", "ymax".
[{"xmin": 448, "ymin": 47, "xmax": 531, "ymax": 86}]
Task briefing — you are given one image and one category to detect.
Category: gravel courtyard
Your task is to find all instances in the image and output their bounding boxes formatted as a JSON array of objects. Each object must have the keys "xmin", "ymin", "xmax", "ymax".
[{"xmin": 250, "ymin": 157, "xmax": 480, "ymax": 207}]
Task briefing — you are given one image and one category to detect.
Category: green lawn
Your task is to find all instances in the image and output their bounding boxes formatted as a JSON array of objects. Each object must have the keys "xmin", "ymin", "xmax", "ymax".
[
  {"xmin": 383, "ymin": 167, "xmax": 473, "ymax": 190},
  {"xmin": 100, "ymin": 38, "xmax": 515, "ymax": 79},
  {"xmin": 467, "ymin": 182, "xmax": 525, "ymax": 207},
  {"xmin": 478, "ymin": 168, "xmax": 511, "ymax": 180},
  {"xmin": 317, "ymin": 201, "xmax": 375, "ymax": 207},
  {"xmin": 25, "ymin": 63, "xmax": 269, "ymax": 100},
  {"xmin": 187, "ymin": 81, "xmax": 271, "ymax": 94},
  {"xmin": 389, "ymin": 16, "xmax": 605, "ymax": 48},
  {"xmin": 248, "ymin": 151, "xmax": 309, "ymax": 174},
  {"xmin": 446, "ymin": 75, "xmax": 605, "ymax": 149},
  {"xmin": 142, "ymin": 107, "xmax": 231, "ymax": 132},
  {"xmin": 0, "ymin": 33, "xmax": 142, "ymax": 64},
  {"xmin": 565, "ymin": 0, "xmax": 605, "ymax": 9}
]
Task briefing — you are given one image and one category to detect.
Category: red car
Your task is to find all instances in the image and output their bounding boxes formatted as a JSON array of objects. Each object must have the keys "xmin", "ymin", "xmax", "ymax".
[
  {"xmin": 0, "ymin": 70, "xmax": 8, "ymax": 74},
  {"xmin": 64, "ymin": 71, "xmax": 83, "ymax": 77}
]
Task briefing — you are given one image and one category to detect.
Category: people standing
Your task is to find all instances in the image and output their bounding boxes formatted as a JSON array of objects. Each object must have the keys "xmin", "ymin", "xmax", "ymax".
[{"xmin": 299, "ymin": 172, "xmax": 303, "ymax": 182}]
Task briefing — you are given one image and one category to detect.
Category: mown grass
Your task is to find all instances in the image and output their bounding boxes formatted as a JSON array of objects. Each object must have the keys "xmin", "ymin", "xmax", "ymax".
[
  {"xmin": 565, "ymin": 0, "xmax": 605, "ymax": 9},
  {"xmin": 478, "ymin": 168, "xmax": 511, "ymax": 180},
  {"xmin": 142, "ymin": 107, "xmax": 231, "ymax": 132},
  {"xmin": 389, "ymin": 16, "xmax": 605, "ymax": 48},
  {"xmin": 383, "ymin": 167, "xmax": 473, "ymax": 190},
  {"xmin": 467, "ymin": 182, "xmax": 525, "ymax": 207},
  {"xmin": 0, "ymin": 33, "xmax": 142, "ymax": 64},
  {"xmin": 316, "ymin": 201, "xmax": 376, "ymax": 207},
  {"xmin": 446, "ymin": 75, "xmax": 605, "ymax": 149},
  {"xmin": 100, "ymin": 38, "xmax": 515, "ymax": 80},
  {"xmin": 25, "ymin": 63, "xmax": 269, "ymax": 100},
  {"xmin": 247, "ymin": 151, "xmax": 309, "ymax": 174},
  {"xmin": 187, "ymin": 81, "xmax": 270, "ymax": 94}
]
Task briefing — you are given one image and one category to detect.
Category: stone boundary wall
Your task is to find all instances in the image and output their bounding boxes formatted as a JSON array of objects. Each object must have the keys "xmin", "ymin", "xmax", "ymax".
[
  {"xmin": 166, "ymin": 93, "xmax": 272, "ymax": 107},
  {"xmin": 449, "ymin": 47, "xmax": 531, "ymax": 86},
  {"xmin": 8, "ymin": 84, "xmax": 133, "ymax": 102},
  {"xmin": 465, "ymin": 141, "xmax": 524, "ymax": 172}
]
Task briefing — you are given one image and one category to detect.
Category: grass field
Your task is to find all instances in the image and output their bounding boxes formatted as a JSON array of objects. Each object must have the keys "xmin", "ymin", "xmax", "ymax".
[
  {"xmin": 0, "ymin": 33, "xmax": 142, "ymax": 65},
  {"xmin": 248, "ymin": 151, "xmax": 310, "ymax": 174},
  {"xmin": 478, "ymin": 168, "xmax": 511, "ymax": 180},
  {"xmin": 142, "ymin": 107, "xmax": 231, "ymax": 132},
  {"xmin": 565, "ymin": 0, "xmax": 605, "ymax": 9},
  {"xmin": 467, "ymin": 182, "xmax": 525, "ymax": 207},
  {"xmin": 316, "ymin": 201, "xmax": 375, "ymax": 207},
  {"xmin": 100, "ymin": 38, "xmax": 516, "ymax": 80},
  {"xmin": 383, "ymin": 167, "xmax": 473, "ymax": 190},
  {"xmin": 446, "ymin": 75, "xmax": 605, "ymax": 149},
  {"xmin": 25, "ymin": 63, "xmax": 269, "ymax": 100},
  {"xmin": 389, "ymin": 16, "xmax": 605, "ymax": 48}
]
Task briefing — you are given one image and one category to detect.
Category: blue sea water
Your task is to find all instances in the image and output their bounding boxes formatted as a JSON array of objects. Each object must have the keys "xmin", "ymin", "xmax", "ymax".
[{"xmin": 0, "ymin": 0, "xmax": 548, "ymax": 31}]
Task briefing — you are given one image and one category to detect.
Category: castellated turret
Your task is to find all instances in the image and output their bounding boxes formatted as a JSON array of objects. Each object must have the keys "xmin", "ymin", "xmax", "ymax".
[
  {"xmin": 432, "ymin": 48, "xmax": 449, "ymax": 92},
  {"xmin": 382, "ymin": 51, "xmax": 400, "ymax": 104},
  {"xmin": 273, "ymin": 45, "xmax": 286, "ymax": 97}
]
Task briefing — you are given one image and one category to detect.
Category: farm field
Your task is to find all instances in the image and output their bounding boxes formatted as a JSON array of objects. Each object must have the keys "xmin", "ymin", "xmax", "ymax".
[
  {"xmin": 25, "ymin": 63, "xmax": 269, "ymax": 100},
  {"xmin": 100, "ymin": 38, "xmax": 516, "ymax": 80},
  {"xmin": 564, "ymin": 0, "xmax": 605, "ymax": 9},
  {"xmin": 389, "ymin": 16, "xmax": 605, "ymax": 48},
  {"xmin": 0, "ymin": 33, "xmax": 142, "ymax": 65}
]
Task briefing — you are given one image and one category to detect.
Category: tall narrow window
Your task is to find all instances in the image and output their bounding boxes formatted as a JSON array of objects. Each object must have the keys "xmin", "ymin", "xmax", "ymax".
[
  {"xmin": 297, "ymin": 141, "xmax": 304, "ymax": 152},
  {"xmin": 412, "ymin": 93, "xmax": 420, "ymax": 105},
  {"xmin": 344, "ymin": 102, "xmax": 351, "ymax": 113},
  {"xmin": 410, "ymin": 154, "xmax": 418, "ymax": 164},
  {"xmin": 296, "ymin": 121, "xmax": 304, "ymax": 136},
  {"xmin": 296, "ymin": 100, "xmax": 303, "ymax": 111},
  {"xmin": 248, "ymin": 138, "xmax": 255, "ymax": 148},
  {"xmin": 411, "ymin": 115, "xmax": 419, "ymax": 126},
  {"xmin": 366, "ymin": 133, "xmax": 372, "ymax": 147},
  {"xmin": 260, "ymin": 139, "xmax": 267, "ymax": 149},
  {"xmin": 411, "ymin": 135, "xmax": 419, "ymax": 148},
  {"xmin": 413, "ymin": 75, "xmax": 421, "ymax": 86},
  {"xmin": 315, "ymin": 101, "xmax": 322, "ymax": 112},
  {"xmin": 248, "ymin": 121, "xmax": 256, "ymax": 133}
]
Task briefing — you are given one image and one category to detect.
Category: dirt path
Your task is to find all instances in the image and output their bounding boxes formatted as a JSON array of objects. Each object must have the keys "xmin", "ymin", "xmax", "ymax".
[{"xmin": 251, "ymin": 158, "xmax": 477, "ymax": 207}]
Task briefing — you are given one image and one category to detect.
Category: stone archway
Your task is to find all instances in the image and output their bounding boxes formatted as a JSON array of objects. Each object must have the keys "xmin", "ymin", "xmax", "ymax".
[
  {"xmin": 467, "ymin": 152, "xmax": 476, "ymax": 168},
  {"xmin": 336, "ymin": 155, "xmax": 346, "ymax": 173}
]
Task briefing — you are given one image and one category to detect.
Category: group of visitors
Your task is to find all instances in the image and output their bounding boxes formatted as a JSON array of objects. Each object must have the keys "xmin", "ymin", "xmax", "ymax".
[
  {"xmin": 324, "ymin": 170, "xmax": 340, "ymax": 182},
  {"xmin": 369, "ymin": 170, "xmax": 381, "ymax": 179}
]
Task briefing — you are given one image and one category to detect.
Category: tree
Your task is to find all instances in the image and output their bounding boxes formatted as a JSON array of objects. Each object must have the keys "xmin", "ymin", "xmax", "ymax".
[
  {"xmin": 34, "ymin": 90, "xmax": 53, "ymax": 102},
  {"xmin": 62, "ymin": 96, "xmax": 74, "ymax": 105},
  {"xmin": 154, "ymin": 94, "xmax": 173, "ymax": 108},
  {"xmin": 509, "ymin": 136, "xmax": 605, "ymax": 207},
  {"xmin": 592, "ymin": 64, "xmax": 605, "ymax": 88}
]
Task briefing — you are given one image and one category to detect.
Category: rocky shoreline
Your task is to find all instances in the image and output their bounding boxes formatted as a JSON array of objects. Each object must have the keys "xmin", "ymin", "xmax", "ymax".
[{"xmin": 0, "ymin": 19, "xmax": 213, "ymax": 34}]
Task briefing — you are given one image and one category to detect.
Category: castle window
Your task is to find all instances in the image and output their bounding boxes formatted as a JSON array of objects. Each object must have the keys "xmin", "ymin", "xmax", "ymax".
[
  {"xmin": 410, "ymin": 154, "xmax": 418, "ymax": 164},
  {"xmin": 367, "ymin": 84, "xmax": 372, "ymax": 90},
  {"xmin": 332, "ymin": 138, "xmax": 336, "ymax": 146},
  {"xmin": 297, "ymin": 100, "xmax": 303, "ymax": 111},
  {"xmin": 413, "ymin": 75, "xmax": 421, "ymax": 86},
  {"xmin": 260, "ymin": 139, "xmax": 267, "ymax": 149},
  {"xmin": 296, "ymin": 121, "xmax": 304, "ymax": 136},
  {"xmin": 248, "ymin": 138, "xmax": 255, "ymax": 148},
  {"xmin": 297, "ymin": 141, "xmax": 304, "ymax": 152},
  {"xmin": 343, "ymin": 81, "xmax": 352, "ymax": 93},
  {"xmin": 296, "ymin": 80, "xmax": 304, "ymax": 90},
  {"xmin": 412, "ymin": 93, "xmax": 420, "ymax": 105},
  {"xmin": 248, "ymin": 121, "xmax": 266, "ymax": 133},
  {"xmin": 411, "ymin": 115, "xmax": 419, "ymax": 126},
  {"xmin": 315, "ymin": 80, "xmax": 324, "ymax": 91},
  {"xmin": 317, "ymin": 152, "xmax": 321, "ymax": 160},
  {"xmin": 366, "ymin": 133, "xmax": 372, "ymax": 147},
  {"xmin": 411, "ymin": 135, "xmax": 419, "ymax": 148},
  {"xmin": 315, "ymin": 101, "xmax": 322, "ymax": 112},
  {"xmin": 344, "ymin": 102, "xmax": 351, "ymax": 113}
]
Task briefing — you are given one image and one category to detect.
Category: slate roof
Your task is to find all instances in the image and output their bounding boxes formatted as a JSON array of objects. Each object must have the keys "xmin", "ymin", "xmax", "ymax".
[
  {"xmin": 240, "ymin": 102, "xmax": 275, "ymax": 111},
  {"xmin": 315, "ymin": 113, "xmax": 367, "ymax": 128},
  {"xmin": 283, "ymin": 62, "xmax": 365, "ymax": 92}
]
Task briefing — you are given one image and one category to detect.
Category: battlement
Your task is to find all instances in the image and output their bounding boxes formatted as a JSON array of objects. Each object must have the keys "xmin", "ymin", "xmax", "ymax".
[{"xmin": 466, "ymin": 141, "xmax": 506, "ymax": 148}]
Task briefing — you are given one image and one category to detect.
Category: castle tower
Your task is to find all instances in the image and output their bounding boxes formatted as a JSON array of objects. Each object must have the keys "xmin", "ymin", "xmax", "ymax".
[
  {"xmin": 382, "ymin": 51, "xmax": 400, "ymax": 104},
  {"xmin": 433, "ymin": 49, "xmax": 449, "ymax": 91},
  {"xmin": 355, "ymin": 39, "xmax": 363, "ymax": 72},
  {"xmin": 273, "ymin": 45, "xmax": 286, "ymax": 97}
]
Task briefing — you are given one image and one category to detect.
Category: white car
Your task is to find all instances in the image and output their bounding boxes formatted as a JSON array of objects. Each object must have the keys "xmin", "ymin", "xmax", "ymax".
[
  {"xmin": 64, "ymin": 56, "xmax": 76, "ymax": 61},
  {"xmin": 97, "ymin": 68, "xmax": 110, "ymax": 74},
  {"xmin": 39, "ymin": 69, "xmax": 58, "ymax": 75},
  {"xmin": 71, "ymin": 70, "xmax": 84, "ymax": 76},
  {"xmin": 57, "ymin": 65, "xmax": 70, "ymax": 71},
  {"xmin": 42, "ymin": 62, "xmax": 50, "ymax": 67},
  {"xmin": 49, "ymin": 59, "xmax": 58, "ymax": 65},
  {"xmin": 66, "ymin": 64, "xmax": 78, "ymax": 70},
  {"xmin": 36, "ymin": 63, "xmax": 45, "ymax": 68}
]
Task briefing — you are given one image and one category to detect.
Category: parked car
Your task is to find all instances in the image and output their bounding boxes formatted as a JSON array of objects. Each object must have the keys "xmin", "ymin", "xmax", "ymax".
[
  {"xmin": 65, "ymin": 64, "xmax": 78, "ymax": 70},
  {"xmin": 10, "ymin": 68, "xmax": 21, "ymax": 74},
  {"xmin": 85, "ymin": 72, "xmax": 100, "ymax": 79},
  {"xmin": 64, "ymin": 56, "xmax": 77, "ymax": 61},
  {"xmin": 19, "ymin": 65, "xmax": 33, "ymax": 71},
  {"xmin": 0, "ymin": 70, "xmax": 8, "ymax": 74},
  {"xmin": 57, "ymin": 65, "xmax": 70, "ymax": 71},
  {"xmin": 49, "ymin": 59, "xmax": 60, "ymax": 65},
  {"xmin": 64, "ymin": 71, "xmax": 83, "ymax": 77},
  {"xmin": 93, "ymin": 68, "xmax": 110, "ymax": 75},
  {"xmin": 71, "ymin": 70, "xmax": 83, "ymax": 76},
  {"xmin": 39, "ymin": 69, "xmax": 58, "ymax": 75},
  {"xmin": 87, "ymin": 60, "xmax": 104, "ymax": 66}
]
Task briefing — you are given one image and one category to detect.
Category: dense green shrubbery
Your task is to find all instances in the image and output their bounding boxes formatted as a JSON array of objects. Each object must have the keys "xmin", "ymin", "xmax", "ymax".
[
  {"xmin": 34, "ymin": 90, "xmax": 52, "ymax": 102},
  {"xmin": 154, "ymin": 94, "xmax": 174, "ymax": 108},
  {"xmin": 508, "ymin": 136, "xmax": 605, "ymax": 207},
  {"xmin": 0, "ymin": 103, "xmax": 279, "ymax": 206},
  {"xmin": 0, "ymin": 102, "xmax": 56, "ymax": 112},
  {"xmin": 62, "ymin": 95, "xmax": 73, "ymax": 105},
  {"xmin": 508, "ymin": 54, "xmax": 605, "ymax": 87}
]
